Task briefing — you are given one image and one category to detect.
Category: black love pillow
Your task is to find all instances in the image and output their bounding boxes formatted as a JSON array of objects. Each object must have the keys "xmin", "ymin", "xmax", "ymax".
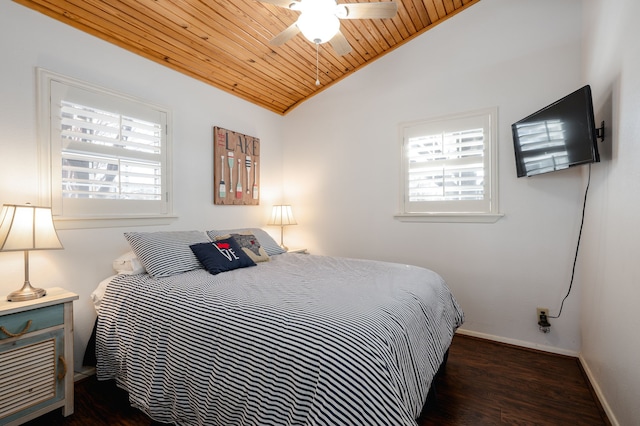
[{"xmin": 190, "ymin": 237, "xmax": 256, "ymax": 275}]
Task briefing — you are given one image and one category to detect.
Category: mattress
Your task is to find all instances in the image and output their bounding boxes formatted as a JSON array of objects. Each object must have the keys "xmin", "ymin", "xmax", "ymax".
[{"xmin": 96, "ymin": 253, "xmax": 463, "ymax": 425}]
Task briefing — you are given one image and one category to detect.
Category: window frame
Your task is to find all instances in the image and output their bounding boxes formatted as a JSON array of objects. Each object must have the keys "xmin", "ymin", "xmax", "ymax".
[
  {"xmin": 396, "ymin": 107, "xmax": 503, "ymax": 223},
  {"xmin": 37, "ymin": 68, "xmax": 175, "ymax": 229}
]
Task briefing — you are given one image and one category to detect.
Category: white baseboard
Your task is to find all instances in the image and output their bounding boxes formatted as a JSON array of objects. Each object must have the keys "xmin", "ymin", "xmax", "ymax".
[
  {"xmin": 74, "ymin": 366, "xmax": 95, "ymax": 382},
  {"xmin": 578, "ymin": 354, "xmax": 619, "ymax": 426},
  {"xmin": 455, "ymin": 328, "xmax": 579, "ymax": 357}
]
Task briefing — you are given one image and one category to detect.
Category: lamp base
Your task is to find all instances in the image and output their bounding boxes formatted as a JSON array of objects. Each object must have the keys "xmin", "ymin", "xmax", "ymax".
[{"xmin": 7, "ymin": 282, "xmax": 47, "ymax": 302}]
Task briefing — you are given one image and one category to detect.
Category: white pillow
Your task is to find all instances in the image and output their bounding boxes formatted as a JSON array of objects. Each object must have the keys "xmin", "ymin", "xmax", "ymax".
[
  {"xmin": 112, "ymin": 251, "xmax": 146, "ymax": 275},
  {"xmin": 91, "ymin": 275, "xmax": 116, "ymax": 315}
]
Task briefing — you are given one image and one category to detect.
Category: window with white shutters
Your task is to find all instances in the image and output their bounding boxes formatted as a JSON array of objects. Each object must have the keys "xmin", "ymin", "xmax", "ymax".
[
  {"xmin": 38, "ymin": 69, "xmax": 173, "ymax": 227},
  {"xmin": 397, "ymin": 108, "xmax": 501, "ymax": 222}
]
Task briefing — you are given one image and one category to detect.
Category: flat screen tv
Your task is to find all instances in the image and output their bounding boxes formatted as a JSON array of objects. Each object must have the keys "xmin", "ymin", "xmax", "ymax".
[{"xmin": 512, "ymin": 85, "xmax": 601, "ymax": 178}]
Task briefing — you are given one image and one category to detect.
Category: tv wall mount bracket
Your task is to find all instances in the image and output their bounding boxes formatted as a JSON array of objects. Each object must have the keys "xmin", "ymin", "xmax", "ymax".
[{"xmin": 596, "ymin": 121, "xmax": 605, "ymax": 142}]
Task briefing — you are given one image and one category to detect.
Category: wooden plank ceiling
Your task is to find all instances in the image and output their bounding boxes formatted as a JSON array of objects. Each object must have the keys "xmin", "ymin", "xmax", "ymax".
[{"xmin": 15, "ymin": 0, "xmax": 480, "ymax": 115}]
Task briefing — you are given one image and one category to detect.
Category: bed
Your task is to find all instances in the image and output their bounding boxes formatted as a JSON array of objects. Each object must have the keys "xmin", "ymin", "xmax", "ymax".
[{"xmin": 93, "ymin": 229, "xmax": 464, "ymax": 426}]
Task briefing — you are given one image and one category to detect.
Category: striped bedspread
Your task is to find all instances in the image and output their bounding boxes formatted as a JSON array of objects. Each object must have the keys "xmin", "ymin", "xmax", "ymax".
[{"xmin": 96, "ymin": 253, "xmax": 464, "ymax": 426}]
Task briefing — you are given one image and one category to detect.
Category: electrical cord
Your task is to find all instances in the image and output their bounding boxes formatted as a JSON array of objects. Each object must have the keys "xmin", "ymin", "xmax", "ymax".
[{"xmin": 549, "ymin": 163, "xmax": 591, "ymax": 319}]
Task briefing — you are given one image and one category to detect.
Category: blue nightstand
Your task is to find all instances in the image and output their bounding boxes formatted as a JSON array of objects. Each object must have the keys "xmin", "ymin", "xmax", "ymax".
[{"xmin": 0, "ymin": 288, "xmax": 78, "ymax": 425}]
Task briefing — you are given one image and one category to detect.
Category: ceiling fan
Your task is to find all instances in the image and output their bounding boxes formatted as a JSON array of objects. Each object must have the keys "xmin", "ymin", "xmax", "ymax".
[{"xmin": 261, "ymin": 0, "xmax": 398, "ymax": 56}]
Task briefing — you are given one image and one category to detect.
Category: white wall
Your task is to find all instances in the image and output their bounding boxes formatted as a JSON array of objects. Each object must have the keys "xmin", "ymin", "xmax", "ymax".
[
  {"xmin": 283, "ymin": 0, "xmax": 587, "ymax": 354},
  {"xmin": 580, "ymin": 0, "xmax": 640, "ymax": 424},
  {"xmin": 0, "ymin": 2, "xmax": 284, "ymax": 372}
]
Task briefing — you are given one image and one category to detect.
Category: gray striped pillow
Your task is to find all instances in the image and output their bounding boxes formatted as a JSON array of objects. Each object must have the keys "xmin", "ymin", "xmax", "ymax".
[
  {"xmin": 125, "ymin": 231, "xmax": 210, "ymax": 278},
  {"xmin": 206, "ymin": 228, "xmax": 285, "ymax": 256}
]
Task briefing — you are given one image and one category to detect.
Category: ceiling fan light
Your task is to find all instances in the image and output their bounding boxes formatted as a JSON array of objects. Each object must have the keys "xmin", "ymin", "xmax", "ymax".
[{"xmin": 297, "ymin": 12, "xmax": 340, "ymax": 44}]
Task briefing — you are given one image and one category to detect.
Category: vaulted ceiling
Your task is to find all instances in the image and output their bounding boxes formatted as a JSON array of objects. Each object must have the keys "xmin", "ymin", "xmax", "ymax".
[{"xmin": 15, "ymin": 0, "xmax": 480, "ymax": 115}]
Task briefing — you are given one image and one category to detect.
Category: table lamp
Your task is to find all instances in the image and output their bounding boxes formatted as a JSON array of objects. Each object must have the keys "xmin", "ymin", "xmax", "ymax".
[
  {"xmin": 0, "ymin": 204, "xmax": 63, "ymax": 302},
  {"xmin": 267, "ymin": 204, "xmax": 297, "ymax": 251}
]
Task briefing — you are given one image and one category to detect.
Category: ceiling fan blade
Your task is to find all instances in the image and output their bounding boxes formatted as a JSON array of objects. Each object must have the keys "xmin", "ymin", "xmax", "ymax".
[
  {"xmin": 340, "ymin": 2, "xmax": 398, "ymax": 19},
  {"xmin": 270, "ymin": 23, "xmax": 300, "ymax": 46},
  {"xmin": 259, "ymin": 0, "xmax": 297, "ymax": 8},
  {"xmin": 329, "ymin": 31, "xmax": 352, "ymax": 56}
]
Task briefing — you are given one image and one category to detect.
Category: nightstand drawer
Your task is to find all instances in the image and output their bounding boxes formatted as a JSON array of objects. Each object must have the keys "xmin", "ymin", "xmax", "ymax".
[
  {"xmin": 0, "ymin": 336, "xmax": 62, "ymax": 420},
  {"xmin": 0, "ymin": 305, "xmax": 64, "ymax": 341}
]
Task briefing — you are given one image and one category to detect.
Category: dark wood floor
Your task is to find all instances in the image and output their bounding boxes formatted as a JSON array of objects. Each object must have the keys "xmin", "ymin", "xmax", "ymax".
[
  {"xmin": 421, "ymin": 335, "xmax": 609, "ymax": 425},
  {"xmin": 24, "ymin": 335, "xmax": 609, "ymax": 425}
]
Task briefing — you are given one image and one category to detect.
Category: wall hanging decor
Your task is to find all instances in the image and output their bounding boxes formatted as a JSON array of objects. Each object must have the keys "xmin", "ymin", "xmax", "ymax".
[{"xmin": 213, "ymin": 127, "xmax": 260, "ymax": 205}]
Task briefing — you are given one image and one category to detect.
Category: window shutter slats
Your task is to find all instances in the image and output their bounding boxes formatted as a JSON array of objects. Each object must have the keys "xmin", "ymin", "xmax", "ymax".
[
  {"xmin": 59, "ymin": 99, "xmax": 164, "ymax": 201},
  {"xmin": 400, "ymin": 108, "xmax": 497, "ymax": 215},
  {"xmin": 61, "ymin": 103, "xmax": 118, "ymax": 124},
  {"xmin": 406, "ymin": 127, "xmax": 485, "ymax": 203},
  {"xmin": 62, "ymin": 140, "xmax": 161, "ymax": 163},
  {"xmin": 61, "ymin": 101, "xmax": 162, "ymax": 154}
]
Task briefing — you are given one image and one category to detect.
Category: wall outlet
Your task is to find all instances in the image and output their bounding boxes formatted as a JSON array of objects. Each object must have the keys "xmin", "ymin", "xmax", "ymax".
[
  {"xmin": 536, "ymin": 307, "xmax": 548, "ymax": 320},
  {"xmin": 537, "ymin": 307, "xmax": 551, "ymax": 333}
]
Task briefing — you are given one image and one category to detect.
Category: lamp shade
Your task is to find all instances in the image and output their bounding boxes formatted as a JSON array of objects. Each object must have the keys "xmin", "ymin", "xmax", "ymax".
[
  {"xmin": 267, "ymin": 205, "xmax": 297, "ymax": 227},
  {"xmin": 0, "ymin": 204, "xmax": 63, "ymax": 252}
]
